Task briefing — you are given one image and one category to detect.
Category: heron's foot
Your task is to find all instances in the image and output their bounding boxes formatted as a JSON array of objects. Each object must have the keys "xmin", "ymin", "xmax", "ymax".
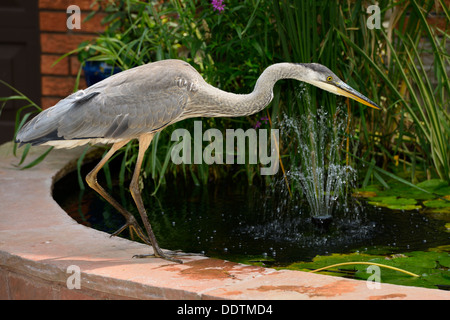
[
  {"xmin": 133, "ymin": 249, "xmax": 193, "ymax": 263},
  {"xmin": 133, "ymin": 253, "xmax": 184, "ymax": 264},
  {"xmin": 111, "ymin": 217, "xmax": 152, "ymax": 246}
]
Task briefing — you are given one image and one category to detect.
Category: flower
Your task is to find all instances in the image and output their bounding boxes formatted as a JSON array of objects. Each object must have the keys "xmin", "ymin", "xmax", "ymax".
[
  {"xmin": 393, "ymin": 154, "xmax": 399, "ymax": 166},
  {"xmin": 260, "ymin": 116, "xmax": 269, "ymax": 124},
  {"xmin": 211, "ymin": 0, "xmax": 225, "ymax": 12},
  {"xmin": 254, "ymin": 121, "xmax": 261, "ymax": 129}
]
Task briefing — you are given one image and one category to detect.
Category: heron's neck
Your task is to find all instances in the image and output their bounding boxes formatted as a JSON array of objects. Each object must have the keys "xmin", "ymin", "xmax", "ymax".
[{"xmin": 190, "ymin": 63, "xmax": 304, "ymax": 118}]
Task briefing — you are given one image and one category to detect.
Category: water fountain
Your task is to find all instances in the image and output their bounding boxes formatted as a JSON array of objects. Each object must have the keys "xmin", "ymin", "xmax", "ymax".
[{"xmin": 281, "ymin": 108, "xmax": 356, "ymax": 225}]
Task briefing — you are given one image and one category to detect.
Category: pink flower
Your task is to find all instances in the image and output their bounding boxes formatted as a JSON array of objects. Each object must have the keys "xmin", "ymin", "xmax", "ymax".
[{"xmin": 211, "ymin": 0, "xmax": 225, "ymax": 12}]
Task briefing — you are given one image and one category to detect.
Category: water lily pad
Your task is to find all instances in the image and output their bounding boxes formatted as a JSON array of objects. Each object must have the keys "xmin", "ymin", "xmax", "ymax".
[
  {"xmin": 367, "ymin": 196, "xmax": 421, "ymax": 210},
  {"xmin": 423, "ymin": 199, "xmax": 450, "ymax": 208},
  {"xmin": 416, "ymin": 179, "xmax": 448, "ymax": 190},
  {"xmin": 436, "ymin": 188, "xmax": 450, "ymax": 196},
  {"xmin": 287, "ymin": 249, "xmax": 450, "ymax": 290},
  {"xmin": 368, "ymin": 202, "xmax": 421, "ymax": 210},
  {"xmin": 356, "ymin": 179, "xmax": 450, "ymax": 212},
  {"xmin": 368, "ymin": 196, "xmax": 398, "ymax": 203},
  {"xmin": 417, "ymin": 179, "xmax": 450, "ymax": 197},
  {"xmin": 385, "ymin": 204, "xmax": 422, "ymax": 210},
  {"xmin": 286, "ymin": 252, "xmax": 378, "ymax": 275}
]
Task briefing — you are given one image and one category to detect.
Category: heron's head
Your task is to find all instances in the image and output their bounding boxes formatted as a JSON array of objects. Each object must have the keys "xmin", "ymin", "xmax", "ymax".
[{"xmin": 297, "ymin": 63, "xmax": 380, "ymax": 110}]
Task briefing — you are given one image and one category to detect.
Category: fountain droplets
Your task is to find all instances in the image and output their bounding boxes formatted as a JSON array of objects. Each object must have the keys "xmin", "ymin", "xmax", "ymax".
[{"xmin": 281, "ymin": 108, "xmax": 356, "ymax": 218}]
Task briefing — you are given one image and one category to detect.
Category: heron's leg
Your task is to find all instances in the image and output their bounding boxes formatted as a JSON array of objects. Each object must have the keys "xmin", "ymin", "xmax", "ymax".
[
  {"xmin": 85, "ymin": 140, "xmax": 151, "ymax": 246},
  {"xmin": 129, "ymin": 133, "xmax": 183, "ymax": 264}
]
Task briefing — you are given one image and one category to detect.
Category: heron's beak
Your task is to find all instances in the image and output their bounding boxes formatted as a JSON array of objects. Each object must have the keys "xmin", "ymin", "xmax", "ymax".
[{"xmin": 335, "ymin": 82, "xmax": 380, "ymax": 110}]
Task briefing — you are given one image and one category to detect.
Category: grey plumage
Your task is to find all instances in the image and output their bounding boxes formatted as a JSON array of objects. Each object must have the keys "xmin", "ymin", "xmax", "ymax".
[
  {"xmin": 17, "ymin": 60, "xmax": 200, "ymax": 147},
  {"xmin": 18, "ymin": 60, "xmax": 377, "ymax": 149},
  {"xmin": 15, "ymin": 59, "xmax": 379, "ymax": 263}
]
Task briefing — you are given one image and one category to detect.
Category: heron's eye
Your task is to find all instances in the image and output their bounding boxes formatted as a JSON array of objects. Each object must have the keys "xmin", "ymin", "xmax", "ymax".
[{"xmin": 326, "ymin": 76, "xmax": 333, "ymax": 82}]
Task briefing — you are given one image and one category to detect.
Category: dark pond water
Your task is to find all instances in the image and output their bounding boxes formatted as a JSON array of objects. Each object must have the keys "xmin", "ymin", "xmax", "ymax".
[{"xmin": 54, "ymin": 165, "xmax": 450, "ymax": 266}]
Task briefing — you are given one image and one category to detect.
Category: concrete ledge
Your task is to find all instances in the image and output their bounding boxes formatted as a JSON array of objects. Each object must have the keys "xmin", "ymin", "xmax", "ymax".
[{"xmin": 0, "ymin": 142, "xmax": 449, "ymax": 300}]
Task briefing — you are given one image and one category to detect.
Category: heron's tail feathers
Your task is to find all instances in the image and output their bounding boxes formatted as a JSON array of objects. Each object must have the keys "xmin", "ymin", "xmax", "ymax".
[{"xmin": 15, "ymin": 96, "xmax": 75, "ymax": 146}]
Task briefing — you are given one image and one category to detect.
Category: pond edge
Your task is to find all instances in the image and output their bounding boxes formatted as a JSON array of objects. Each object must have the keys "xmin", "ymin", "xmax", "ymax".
[{"xmin": 0, "ymin": 141, "xmax": 449, "ymax": 300}]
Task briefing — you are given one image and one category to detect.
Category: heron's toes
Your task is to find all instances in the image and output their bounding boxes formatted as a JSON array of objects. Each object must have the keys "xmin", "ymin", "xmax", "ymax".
[
  {"xmin": 133, "ymin": 254, "xmax": 184, "ymax": 264},
  {"xmin": 132, "ymin": 251, "xmax": 184, "ymax": 264}
]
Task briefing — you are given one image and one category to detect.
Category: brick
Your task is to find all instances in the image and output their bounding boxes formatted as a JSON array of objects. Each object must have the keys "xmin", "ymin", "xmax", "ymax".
[
  {"xmin": 40, "ymin": 11, "xmax": 106, "ymax": 33},
  {"xmin": 39, "ymin": 0, "xmax": 99, "ymax": 11},
  {"xmin": 42, "ymin": 75, "xmax": 87, "ymax": 98},
  {"xmin": 78, "ymin": 77, "xmax": 88, "ymax": 90},
  {"xmin": 41, "ymin": 97, "xmax": 62, "ymax": 109},
  {"xmin": 40, "ymin": 33, "xmax": 94, "ymax": 54},
  {"xmin": 41, "ymin": 54, "xmax": 69, "ymax": 75},
  {"xmin": 70, "ymin": 55, "xmax": 83, "ymax": 76},
  {"xmin": 78, "ymin": 12, "xmax": 107, "ymax": 33},
  {"xmin": 42, "ymin": 76, "xmax": 78, "ymax": 97},
  {"xmin": 40, "ymin": 11, "xmax": 67, "ymax": 32}
]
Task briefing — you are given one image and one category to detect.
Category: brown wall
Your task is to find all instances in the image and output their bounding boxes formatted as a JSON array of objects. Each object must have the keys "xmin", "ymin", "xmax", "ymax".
[{"xmin": 38, "ymin": 0, "xmax": 105, "ymax": 109}]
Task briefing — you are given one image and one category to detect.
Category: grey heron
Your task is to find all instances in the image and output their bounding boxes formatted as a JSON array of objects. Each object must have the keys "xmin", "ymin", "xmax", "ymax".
[{"xmin": 16, "ymin": 59, "xmax": 379, "ymax": 263}]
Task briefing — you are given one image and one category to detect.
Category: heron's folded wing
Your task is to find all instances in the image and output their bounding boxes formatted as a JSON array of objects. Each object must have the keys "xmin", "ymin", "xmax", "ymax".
[
  {"xmin": 16, "ymin": 61, "xmax": 197, "ymax": 145},
  {"xmin": 57, "ymin": 79, "xmax": 189, "ymax": 140},
  {"xmin": 15, "ymin": 90, "xmax": 98, "ymax": 144}
]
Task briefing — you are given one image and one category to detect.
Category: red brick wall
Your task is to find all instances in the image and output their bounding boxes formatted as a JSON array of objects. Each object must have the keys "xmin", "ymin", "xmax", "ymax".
[{"xmin": 39, "ymin": 0, "xmax": 105, "ymax": 109}]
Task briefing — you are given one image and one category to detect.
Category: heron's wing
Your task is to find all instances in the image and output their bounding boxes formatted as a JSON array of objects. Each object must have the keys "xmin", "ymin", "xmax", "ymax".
[
  {"xmin": 17, "ymin": 63, "xmax": 197, "ymax": 147},
  {"xmin": 58, "ymin": 83, "xmax": 188, "ymax": 140},
  {"xmin": 15, "ymin": 90, "xmax": 81, "ymax": 145}
]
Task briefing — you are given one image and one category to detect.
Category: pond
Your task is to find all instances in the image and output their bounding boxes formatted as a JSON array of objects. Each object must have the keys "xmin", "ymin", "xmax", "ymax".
[{"xmin": 54, "ymin": 162, "xmax": 450, "ymax": 288}]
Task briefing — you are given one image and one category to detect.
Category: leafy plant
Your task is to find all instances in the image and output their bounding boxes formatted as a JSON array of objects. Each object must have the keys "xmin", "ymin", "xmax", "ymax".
[
  {"xmin": 0, "ymin": 80, "xmax": 53, "ymax": 169},
  {"xmin": 338, "ymin": 0, "xmax": 450, "ymax": 183}
]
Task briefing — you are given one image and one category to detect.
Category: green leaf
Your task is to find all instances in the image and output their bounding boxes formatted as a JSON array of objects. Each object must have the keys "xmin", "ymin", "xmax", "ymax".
[
  {"xmin": 423, "ymin": 199, "xmax": 450, "ymax": 209},
  {"xmin": 19, "ymin": 147, "xmax": 54, "ymax": 169},
  {"xmin": 76, "ymin": 146, "xmax": 90, "ymax": 191}
]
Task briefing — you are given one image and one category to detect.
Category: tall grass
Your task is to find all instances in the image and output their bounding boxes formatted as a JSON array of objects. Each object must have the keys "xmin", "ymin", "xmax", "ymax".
[
  {"xmin": 272, "ymin": 0, "xmax": 341, "ymax": 116},
  {"xmin": 337, "ymin": 0, "xmax": 449, "ymax": 183},
  {"xmin": 271, "ymin": 0, "xmax": 386, "ymax": 195}
]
